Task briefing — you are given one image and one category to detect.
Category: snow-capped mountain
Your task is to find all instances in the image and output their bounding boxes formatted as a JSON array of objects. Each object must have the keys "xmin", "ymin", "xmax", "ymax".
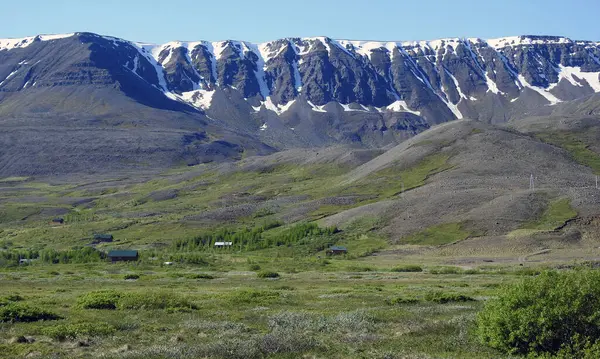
[{"xmin": 0, "ymin": 32, "xmax": 599, "ymax": 174}]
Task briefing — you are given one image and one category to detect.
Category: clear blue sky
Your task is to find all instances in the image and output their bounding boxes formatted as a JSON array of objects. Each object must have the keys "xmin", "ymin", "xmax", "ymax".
[{"xmin": 1, "ymin": 0, "xmax": 598, "ymax": 43}]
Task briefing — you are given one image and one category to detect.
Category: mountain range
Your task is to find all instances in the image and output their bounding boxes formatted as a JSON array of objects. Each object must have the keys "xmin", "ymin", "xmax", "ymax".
[{"xmin": 0, "ymin": 32, "xmax": 599, "ymax": 175}]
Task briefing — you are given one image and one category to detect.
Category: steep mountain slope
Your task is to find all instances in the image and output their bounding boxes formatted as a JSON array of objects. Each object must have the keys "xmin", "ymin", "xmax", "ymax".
[
  {"xmin": 1, "ymin": 32, "xmax": 600, "ymax": 175},
  {"xmin": 0, "ymin": 33, "xmax": 274, "ymax": 175}
]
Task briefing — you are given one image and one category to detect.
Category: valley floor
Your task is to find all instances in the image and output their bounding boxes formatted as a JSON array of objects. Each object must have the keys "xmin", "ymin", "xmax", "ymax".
[{"xmin": 0, "ymin": 259, "xmax": 549, "ymax": 359}]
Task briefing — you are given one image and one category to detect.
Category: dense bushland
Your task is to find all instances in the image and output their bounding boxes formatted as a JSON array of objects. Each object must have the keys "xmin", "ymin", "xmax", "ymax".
[
  {"xmin": 0, "ymin": 247, "xmax": 105, "ymax": 266},
  {"xmin": 477, "ymin": 270, "xmax": 600, "ymax": 357},
  {"xmin": 172, "ymin": 222, "xmax": 338, "ymax": 252}
]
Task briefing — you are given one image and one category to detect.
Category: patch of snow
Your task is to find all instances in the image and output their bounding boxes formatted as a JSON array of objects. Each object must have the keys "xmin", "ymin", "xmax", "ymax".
[
  {"xmin": 487, "ymin": 36, "xmax": 572, "ymax": 49},
  {"xmin": 180, "ymin": 89, "xmax": 215, "ymax": 109},
  {"xmin": 551, "ymin": 65, "xmax": 600, "ymax": 92},
  {"xmin": 337, "ymin": 40, "xmax": 387, "ymax": 59},
  {"xmin": 254, "ymin": 98, "xmax": 296, "ymax": 115},
  {"xmin": 307, "ymin": 100, "xmax": 327, "ymax": 113},
  {"xmin": 470, "ymin": 96, "xmax": 477, "ymax": 101},
  {"xmin": 211, "ymin": 41, "xmax": 228, "ymax": 61},
  {"xmin": 510, "ymin": 97, "xmax": 519, "ymax": 102},
  {"xmin": 260, "ymin": 123, "xmax": 268, "ymax": 131},
  {"xmin": 0, "ymin": 69, "xmax": 19, "ymax": 87},
  {"xmin": 0, "ymin": 33, "xmax": 75, "ymax": 51},
  {"xmin": 295, "ymin": 39, "xmax": 313, "ymax": 56},
  {"xmin": 485, "ymin": 72, "xmax": 504, "ymax": 94},
  {"xmin": 445, "ymin": 70, "xmax": 467, "ymax": 99},
  {"xmin": 289, "ymin": 41, "xmax": 303, "ymax": 92},
  {"xmin": 39, "ymin": 34, "xmax": 75, "ymax": 41},
  {"xmin": 245, "ymin": 43, "xmax": 270, "ymax": 99},
  {"xmin": 132, "ymin": 42, "xmax": 178, "ymax": 100},
  {"xmin": 497, "ymin": 52, "xmax": 523, "ymax": 89},
  {"xmin": 518, "ymin": 74, "xmax": 562, "ymax": 105},
  {"xmin": 329, "ymin": 38, "xmax": 355, "ymax": 58},
  {"xmin": 339, "ymin": 103, "xmax": 369, "ymax": 112},
  {"xmin": 384, "ymin": 100, "xmax": 421, "ymax": 115},
  {"xmin": 446, "ymin": 101, "xmax": 463, "ymax": 119}
]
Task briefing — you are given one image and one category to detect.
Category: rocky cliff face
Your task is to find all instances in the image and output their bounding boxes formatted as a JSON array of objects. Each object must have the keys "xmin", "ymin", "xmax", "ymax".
[{"xmin": 0, "ymin": 32, "xmax": 599, "ymax": 174}]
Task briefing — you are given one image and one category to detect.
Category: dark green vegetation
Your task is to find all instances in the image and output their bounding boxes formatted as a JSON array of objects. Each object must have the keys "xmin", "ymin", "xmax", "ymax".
[{"xmin": 477, "ymin": 270, "xmax": 600, "ymax": 358}]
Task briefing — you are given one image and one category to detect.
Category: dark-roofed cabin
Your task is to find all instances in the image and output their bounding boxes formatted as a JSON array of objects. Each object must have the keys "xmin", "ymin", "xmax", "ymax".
[
  {"xmin": 326, "ymin": 246, "xmax": 348, "ymax": 256},
  {"xmin": 93, "ymin": 234, "xmax": 114, "ymax": 244},
  {"xmin": 107, "ymin": 250, "xmax": 138, "ymax": 263}
]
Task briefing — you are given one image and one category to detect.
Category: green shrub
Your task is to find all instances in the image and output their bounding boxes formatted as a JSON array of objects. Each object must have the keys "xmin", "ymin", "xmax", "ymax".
[
  {"xmin": 42, "ymin": 322, "xmax": 116, "ymax": 341},
  {"xmin": 227, "ymin": 289, "xmax": 280, "ymax": 305},
  {"xmin": 513, "ymin": 267, "xmax": 543, "ymax": 276},
  {"xmin": 346, "ymin": 266, "xmax": 374, "ymax": 272},
  {"xmin": 118, "ymin": 292, "xmax": 198, "ymax": 311},
  {"xmin": 424, "ymin": 292, "xmax": 475, "ymax": 304},
  {"xmin": 386, "ymin": 297, "xmax": 420, "ymax": 305},
  {"xmin": 77, "ymin": 291, "xmax": 197, "ymax": 311},
  {"xmin": 390, "ymin": 265, "xmax": 423, "ymax": 273},
  {"xmin": 77, "ymin": 291, "xmax": 122, "ymax": 310},
  {"xmin": 249, "ymin": 264, "xmax": 261, "ymax": 271},
  {"xmin": 0, "ymin": 303, "xmax": 60, "ymax": 323},
  {"xmin": 476, "ymin": 270, "xmax": 600, "ymax": 356},
  {"xmin": 428, "ymin": 266, "xmax": 464, "ymax": 274},
  {"xmin": 0, "ymin": 294, "xmax": 23, "ymax": 306},
  {"xmin": 257, "ymin": 271, "xmax": 280, "ymax": 278},
  {"xmin": 123, "ymin": 274, "xmax": 140, "ymax": 280}
]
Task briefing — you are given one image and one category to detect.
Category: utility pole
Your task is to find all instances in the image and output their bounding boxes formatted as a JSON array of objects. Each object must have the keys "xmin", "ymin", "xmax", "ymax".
[{"xmin": 530, "ymin": 174, "xmax": 535, "ymax": 191}]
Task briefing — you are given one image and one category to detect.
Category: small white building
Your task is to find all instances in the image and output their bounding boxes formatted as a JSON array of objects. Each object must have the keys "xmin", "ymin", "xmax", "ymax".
[{"xmin": 214, "ymin": 242, "xmax": 233, "ymax": 248}]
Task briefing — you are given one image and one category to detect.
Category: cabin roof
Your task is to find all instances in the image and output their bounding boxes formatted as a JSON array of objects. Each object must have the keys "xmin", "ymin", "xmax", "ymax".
[
  {"xmin": 329, "ymin": 246, "xmax": 347, "ymax": 251},
  {"xmin": 107, "ymin": 250, "xmax": 138, "ymax": 258}
]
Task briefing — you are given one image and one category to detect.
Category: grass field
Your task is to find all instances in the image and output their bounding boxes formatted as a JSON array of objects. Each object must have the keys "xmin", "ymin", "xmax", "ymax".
[{"xmin": 0, "ymin": 257, "xmax": 548, "ymax": 359}]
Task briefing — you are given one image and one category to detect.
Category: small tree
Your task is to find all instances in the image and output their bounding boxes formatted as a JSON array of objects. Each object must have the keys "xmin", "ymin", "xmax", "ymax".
[{"xmin": 477, "ymin": 270, "xmax": 600, "ymax": 356}]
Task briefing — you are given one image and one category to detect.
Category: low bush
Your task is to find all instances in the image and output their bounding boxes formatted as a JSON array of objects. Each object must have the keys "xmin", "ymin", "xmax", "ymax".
[
  {"xmin": 386, "ymin": 296, "xmax": 420, "ymax": 305},
  {"xmin": 476, "ymin": 270, "xmax": 600, "ymax": 356},
  {"xmin": 77, "ymin": 290, "xmax": 197, "ymax": 312},
  {"xmin": 390, "ymin": 265, "xmax": 423, "ymax": 273},
  {"xmin": 118, "ymin": 292, "xmax": 198, "ymax": 311},
  {"xmin": 0, "ymin": 303, "xmax": 60, "ymax": 323},
  {"xmin": 42, "ymin": 322, "xmax": 116, "ymax": 341},
  {"xmin": 257, "ymin": 271, "xmax": 280, "ymax": 278},
  {"xmin": 248, "ymin": 264, "xmax": 261, "ymax": 271},
  {"xmin": 424, "ymin": 292, "xmax": 475, "ymax": 304},
  {"xmin": 346, "ymin": 265, "xmax": 374, "ymax": 272},
  {"xmin": 0, "ymin": 294, "xmax": 23, "ymax": 306},
  {"xmin": 123, "ymin": 274, "xmax": 140, "ymax": 280},
  {"xmin": 428, "ymin": 266, "xmax": 464, "ymax": 274},
  {"xmin": 77, "ymin": 291, "xmax": 122, "ymax": 310},
  {"xmin": 227, "ymin": 289, "xmax": 280, "ymax": 305}
]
